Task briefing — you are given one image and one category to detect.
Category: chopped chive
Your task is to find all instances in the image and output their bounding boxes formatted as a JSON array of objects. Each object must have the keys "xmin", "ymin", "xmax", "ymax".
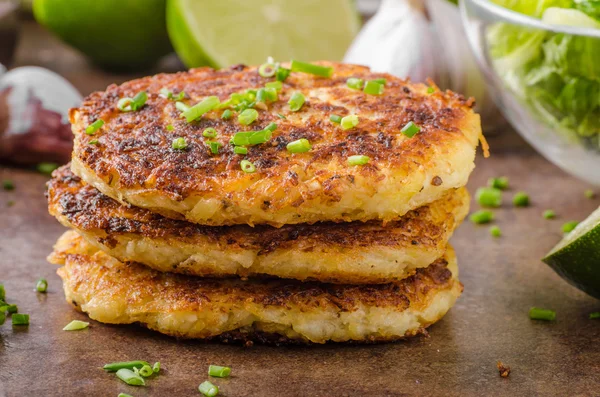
[
  {"xmin": 529, "ymin": 307, "xmax": 556, "ymax": 321},
  {"xmin": 103, "ymin": 361, "xmax": 151, "ymax": 372},
  {"xmin": 475, "ymin": 187, "xmax": 502, "ymax": 208},
  {"xmin": 89, "ymin": 139, "xmax": 99, "ymax": 145},
  {"xmin": 585, "ymin": 189, "xmax": 595, "ymax": 199},
  {"xmin": 37, "ymin": 162, "xmax": 59, "ymax": 175},
  {"xmin": 12, "ymin": 313, "xmax": 29, "ymax": 326},
  {"xmin": 63, "ymin": 320, "xmax": 89, "ymax": 331},
  {"xmin": 198, "ymin": 381, "xmax": 219, "ymax": 397},
  {"xmin": 347, "ymin": 155, "xmax": 370, "ymax": 166},
  {"xmin": 266, "ymin": 81, "xmax": 283, "ymax": 92},
  {"xmin": 287, "ymin": 139, "xmax": 312, "ymax": 154},
  {"xmin": 258, "ymin": 62, "xmax": 276, "ymax": 77},
  {"xmin": 36, "ymin": 278, "xmax": 48, "ymax": 293},
  {"xmin": 277, "ymin": 113, "xmax": 286, "ymax": 119},
  {"xmin": 427, "ymin": 86, "xmax": 435, "ymax": 94},
  {"xmin": 117, "ymin": 97, "xmax": 133, "ymax": 111},
  {"xmin": 562, "ymin": 221, "xmax": 579, "ymax": 234},
  {"xmin": 346, "ymin": 77, "xmax": 363, "ymax": 90},
  {"xmin": 0, "ymin": 312, "xmax": 4, "ymax": 326},
  {"xmin": 401, "ymin": 121, "xmax": 420, "ymax": 138},
  {"xmin": 590, "ymin": 312, "xmax": 600, "ymax": 319},
  {"xmin": 363, "ymin": 80, "xmax": 384, "ymax": 95},
  {"xmin": 208, "ymin": 142, "xmax": 222, "ymax": 154},
  {"xmin": 116, "ymin": 368, "xmax": 145, "ymax": 386},
  {"xmin": 130, "ymin": 91, "xmax": 148, "ymax": 111},
  {"xmin": 373, "ymin": 78, "xmax": 387, "ymax": 85},
  {"xmin": 234, "ymin": 146, "xmax": 248, "ymax": 155},
  {"xmin": 329, "ymin": 114, "xmax": 342, "ymax": 124},
  {"xmin": 175, "ymin": 101, "xmax": 190, "ymax": 113},
  {"xmin": 469, "ymin": 210, "xmax": 494, "ymax": 224},
  {"xmin": 513, "ymin": 191, "xmax": 529, "ymax": 207},
  {"xmin": 7, "ymin": 304, "xmax": 17, "ymax": 313},
  {"xmin": 203, "ymin": 128, "xmax": 218, "ymax": 138},
  {"xmin": 256, "ymin": 88, "xmax": 268, "ymax": 104},
  {"xmin": 221, "ymin": 109, "xmax": 233, "ymax": 120},
  {"xmin": 543, "ymin": 209, "xmax": 556, "ymax": 219},
  {"xmin": 490, "ymin": 225, "xmax": 502, "ymax": 237},
  {"xmin": 238, "ymin": 108, "xmax": 259, "ymax": 125},
  {"xmin": 288, "ymin": 92, "xmax": 305, "ymax": 112},
  {"xmin": 85, "ymin": 119, "xmax": 104, "ymax": 135},
  {"xmin": 182, "ymin": 96, "xmax": 220, "ymax": 122},
  {"xmin": 240, "ymin": 160, "xmax": 256, "ymax": 173},
  {"xmin": 152, "ymin": 362, "xmax": 161, "ymax": 373},
  {"xmin": 118, "ymin": 394, "xmax": 134, "ymax": 397},
  {"xmin": 488, "ymin": 176, "xmax": 509, "ymax": 190},
  {"xmin": 166, "ymin": 124, "xmax": 174, "ymax": 131},
  {"xmin": 2, "ymin": 180, "xmax": 14, "ymax": 191},
  {"xmin": 265, "ymin": 122, "xmax": 277, "ymax": 132},
  {"xmin": 340, "ymin": 115, "xmax": 359, "ymax": 130},
  {"xmin": 264, "ymin": 87, "xmax": 278, "ymax": 102},
  {"xmin": 208, "ymin": 365, "xmax": 231, "ymax": 378},
  {"xmin": 171, "ymin": 137, "xmax": 188, "ymax": 150},
  {"xmin": 0, "ymin": 284, "xmax": 4, "ymax": 300},
  {"xmin": 248, "ymin": 130, "xmax": 272, "ymax": 145},
  {"xmin": 290, "ymin": 60, "xmax": 333, "ymax": 78},
  {"xmin": 139, "ymin": 365, "xmax": 153, "ymax": 377},
  {"xmin": 276, "ymin": 66, "xmax": 290, "ymax": 82}
]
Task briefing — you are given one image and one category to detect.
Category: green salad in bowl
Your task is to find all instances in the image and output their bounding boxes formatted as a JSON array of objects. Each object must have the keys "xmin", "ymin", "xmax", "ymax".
[{"xmin": 461, "ymin": 0, "xmax": 600, "ymax": 184}]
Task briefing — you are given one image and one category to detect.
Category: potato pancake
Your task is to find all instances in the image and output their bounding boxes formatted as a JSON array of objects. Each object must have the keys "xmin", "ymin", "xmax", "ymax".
[
  {"xmin": 50, "ymin": 231, "xmax": 463, "ymax": 344},
  {"xmin": 70, "ymin": 61, "xmax": 484, "ymax": 227},
  {"xmin": 48, "ymin": 166, "xmax": 469, "ymax": 284}
]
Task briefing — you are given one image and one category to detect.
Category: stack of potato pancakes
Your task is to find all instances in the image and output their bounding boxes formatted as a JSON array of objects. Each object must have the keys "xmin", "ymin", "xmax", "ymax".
[{"xmin": 46, "ymin": 62, "xmax": 485, "ymax": 344}]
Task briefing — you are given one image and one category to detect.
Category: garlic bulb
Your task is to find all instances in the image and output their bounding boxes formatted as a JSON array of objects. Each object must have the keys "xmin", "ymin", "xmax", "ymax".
[{"xmin": 345, "ymin": 0, "xmax": 503, "ymax": 130}]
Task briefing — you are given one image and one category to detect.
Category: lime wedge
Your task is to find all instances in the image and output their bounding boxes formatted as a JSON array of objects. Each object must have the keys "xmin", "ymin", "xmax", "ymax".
[
  {"xmin": 542, "ymin": 7, "xmax": 600, "ymax": 29},
  {"xmin": 166, "ymin": 0, "xmax": 361, "ymax": 68},
  {"xmin": 543, "ymin": 206, "xmax": 600, "ymax": 299}
]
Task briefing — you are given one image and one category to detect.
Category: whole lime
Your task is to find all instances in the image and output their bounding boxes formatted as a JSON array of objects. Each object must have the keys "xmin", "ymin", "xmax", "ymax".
[{"xmin": 33, "ymin": 0, "xmax": 172, "ymax": 71}]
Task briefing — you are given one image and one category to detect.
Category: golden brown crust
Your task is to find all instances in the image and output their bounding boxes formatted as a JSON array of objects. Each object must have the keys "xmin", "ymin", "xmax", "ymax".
[{"xmin": 70, "ymin": 62, "xmax": 482, "ymax": 226}]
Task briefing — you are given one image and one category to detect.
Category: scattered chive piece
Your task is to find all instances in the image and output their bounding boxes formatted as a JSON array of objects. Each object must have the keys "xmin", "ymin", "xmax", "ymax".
[
  {"xmin": 585, "ymin": 189, "xmax": 595, "ymax": 199},
  {"xmin": 513, "ymin": 191, "xmax": 530, "ymax": 207},
  {"xmin": 290, "ymin": 60, "xmax": 333, "ymax": 78},
  {"xmin": 171, "ymin": 137, "xmax": 188, "ymax": 150},
  {"xmin": 116, "ymin": 369, "xmax": 145, "ymax": 387},
  {"xmin": 287, "ymin": 139, "xmax": 312, "ymax": 154},
  {"xmin": 488, "ymin": 176, "xmax": 509, "ymax": 190},
  {"xmin": 240, "ymin": 160, "xmax": 256, "ymax": 173},
  {"xmin": 347, "ymin": 155, "xmax": 370, "ymax": 166},
  {"xmin": 63, "ymin": 320, "xmax": 89, "ymax": 331},
  {"xmin": 89, "ymin": 139, "xmax": 99, "ymax": 145},
  {"xmin": 208, "ymin": 142, "xmax": 222, "ymax": 154},
  {"xmin": 529, "ymin": 307, "xmax": 556, "ymax": 321},
  {"xmin": 346, "ymin": 77, "xmax": 364, "ymax": 90},
  {"xmin": 103, "ymin": 361, "xmax": 151, "ymax": 372},
  {"xmin": 590, "ymin": 312, "xmax": 600, "ymax": 319},
  {"xmin": 12, "ymin": 313, "xmax": 29, "ymax": 326},
  {"xmin": 118, "ymin": 394, "xmax": 134, "ymax": 397},
  {"xmin": 469, "ymin": 210, "xmax": 494, "ymax": 224},
  {"xmin": 203, "ymin": 128, "xmax": 218, "ymax": 138},
  {"xmin": 277, "ymin": 113, "xmax": 286, "ymax": 119},
  {"xmin": 37, "ymin": 162, "xmax": 59, "ymax": 175},
  {"xmin": 258, "ymin": 62, "xmax": 276, "ymax": 77},
  {"xmin": 265, "ymin": 81, "xmax": 283, "ymax": 92},
  {"xmin": 166, "ymin": 124, "xmax": 174, "ymax": 131},
  {"xmin": 7, "ymin": 304, "xmax": 17, "ymax": 313},
  {"xmin": 490, "ymin": 225, "xmax": 502, "ymax": 237},
  {"xmin": 330, "ymin": 114, "xmax": 342, "ymax": 124},
  {"xmin": 139, "ymin": 365, "xmax": 153, "ymax": 378},
  {"xmin": 475, "ymin": 187, "xmax": 502, "ymax": 208},
  {"xmin": 160, "ymin": 88, "xmax": 186, "ymax": 101},
  {"xmin": 182, "ymin": 96, "xmax": 220, "ymax": 123},
  {"xmin": 0, "ymin": 284, "xmax": 4, "ymax": 300},
  {"xmin": 427, "ymin": 86, "xmax": 435, "ymax": 94},
  {"xmin": 130, "ymin": 91, "xmax": 148, "ymax": 111},
  {"xmin": 0, "ymin": 312, "xmax": 5, "ymax": 326},
  {"xmin": 86, "ymin": 119, "xmax": 104, "ymax": 135},
  {"xmin": 373, "ymin": 78, "xmax": 386, "ymax": 85},
  {"xmin": 152, "ymin": 362, "xmax": 161, "ymax": 373},
  {"xmin": 175, "ymin": 101, "xmax": 190, "ymax": 113},
  {"xmin": 208, "ymin": 365, "xmax": 231, "ymax": 378},
  {"xmin": 234, "ymin": 146, "xmax": 248, "ymax": 155},
  {"xmin": 401, "ymin": 121, "xmax": 420, "ymax": 138},
  {"xmin": 543, "ymin": 209, "xmax": 556, "ymax": 219},
  {"xmin": 256, "ymin": 88, "xmax": 268, "ymax": 104},
  {"xmin": 221, "ymin": 109, "xmax": 233, "ymax": 120},
  {"xmin": 238, "ymin": 108, "xmax": 259, "ymax": 125},
  {"xmin": 36, "ymin": 278, "xmax": 48, "ymax": 293},
  {"xmin": 363, "ymin": 80, "xmax": 384, "ymax": 95},
  {"xmin": 562, "ymin": 221, "xmax": 579, "ymax": 234},
  {"xmin": 2, "ymin": 180, "xmax": 14, "ymax": 191},
  {"xmin": 340, "ymin": 115, "xmax": 359, "ymax": 130},
  {"xmin": 288, "ymin": 92, "xmax": 305, "ymax": 112},
  {"xmin": 117, "ymin": 97, "xmax": 133, "ymax": 111},
  {"xmin": 276, "ymin": 67, "xmax": 290, "ymax": 82},
  {"xmin": 198, "ymin": 381, "xmax": 219, "ymax": 397}
]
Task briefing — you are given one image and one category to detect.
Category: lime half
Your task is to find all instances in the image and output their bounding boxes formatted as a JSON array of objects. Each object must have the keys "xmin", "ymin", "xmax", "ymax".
[
  {"xmin": 166, "ymin": 0, "xmax": 360, "ymax": 69},
  {"xmin": 542, "ymin": 7, "xmax": 600, "ymax": 29},
  {"xmin": 543, "ymin": 206, "xmax": 600, "ymax": 299}
]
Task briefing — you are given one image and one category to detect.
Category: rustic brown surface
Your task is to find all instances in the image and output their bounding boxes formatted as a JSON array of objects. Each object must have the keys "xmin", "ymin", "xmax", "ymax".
[{"xmin": 1, "ymin": 21, "xmax": 600, "ymax": 397}]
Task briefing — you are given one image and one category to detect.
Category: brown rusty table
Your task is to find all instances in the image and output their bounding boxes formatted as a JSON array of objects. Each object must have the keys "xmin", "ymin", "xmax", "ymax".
[{"xmin": 1, "ymin": 22, "xmax": 599, "ymax": 397}]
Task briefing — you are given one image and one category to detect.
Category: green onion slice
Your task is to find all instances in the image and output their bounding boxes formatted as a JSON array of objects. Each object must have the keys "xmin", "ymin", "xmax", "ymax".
[
  {"xmin": 0, "ymin": 284, "xmax": 4, "ymax": 300},
  {"xmin": 198, "ymin": 381, "xmax": 219, "ymax": 397},
  {"xmin": 85, "ymin": 119, "xmax": 104, "ymax": 135},
  {"xmin": 203, "ymin": 128, "xmax": 218, "ymax": 138},
  {"xmin": 11, "ymin": 313, "xmax": 29, "ymax": 326},
  {"xmin": 401, "ymin": 121, "xmax": 420, "ymax": 137},
  {"xmin": 153, "ymin": 362, "xmax": 161, "ymax": 373},
  {"xmin": 240, "ymin": 160, "xmax": 256, "ymax": 173},
  {"xmin": 290, "ymin": 60, "xmax": 333, "ymax": 78},
  {"xmin": 36, "ymin": 278, "xmax": 48, "ymax": 293},
  {"xmin": 208, "ymin": 365, "xmax": 231, "ymax": 378},
  {"xmin": 116, "ymin": 368, "xmax": 145, "ymax": 386},
  {"xmin": 63, "ymin": 320, "xmax": 89, "ymax": 331},
  {"xmin": 234, "ymin": 146, "xmax": 248, "ymax": 155},
  {"xmin": 160, "ymin": 87, "xmax": 186, "ymax": 101},
  {"xmin": 258, "ymin": 62, "xmax": 277, "ymax": 77},
  {"xmin": 89, "ymin": 139, "xmax": 99, "ymax": 145},
  {"xmin": 166, "ymin": 124, "xmax": 174, "ymax": 131},
  {"xmin": 139, "ymin": 365, "xmax": 153, "ymax": 378},
  {"xmin": 346, "ymin": 77, "xmax": 363, "ymax": 90},
  {"xmin": 103, "ymin": 361, "xmax": 151, "ymax": 372},
  {"xmin": 329, "ymin": 114, "xmax": 342, "ymax": 124},
  {"xmin": 130, "ymin": 91, "xmax": 148, "ymax": 111},
  {"xmin": 221, "ymin": 109, "xmax": 233, "ymax": 120},
  {"xmin": 276, "ymin": 66, "xmax": 291, "ymax": 82},
  {"xmin": 208, "ymin": 141, "xmax": 222, "ymax": 154},
  {"xmin": 427, "ymin": 86, "xmax": 435, "ymax": 94},
  {"xmin": 373, "ymin": 78, "xmax": 387, "ymax": 85},
  {"xmin": 265, "ymin": 81, "xmax": 283, "ymax": 92},
  {"xmin": 340, "ymin": 115, "xmax": 359, "ymax": 130},
  {"xmin": 118, "ymin": 394, "xmax": 134, "ymax": 397},
  {"xmin": 238, "ymin": 108, "xmax": 259, "ymax": 125},
  {"xmin": 175, "ymin": 101, "xmax": 190, "ymax": 113},
  {"xmin": 288, "ymin": 92, "xmax": 305, "ymax": 112},
  {"xmin": 182, "ymin": 96, "xmax": 220, "ymax": 122},
  {"xmin": 347, "ymin": 155, "xmax": 370, "ymax": 166},
  {"xmin": 529, "ymin": 307, "xmax": 556, "ymax": 321},
  {"xmin": 287, "ymin": 139, "xmax": 312, "ymax": 154},
  {"xmin": 171, "ymin": 137, "xmax": 188, "ymax": 150},
  {"xmin": 363, "ymin": 80, "xmax": 384, "ymax": 95}
]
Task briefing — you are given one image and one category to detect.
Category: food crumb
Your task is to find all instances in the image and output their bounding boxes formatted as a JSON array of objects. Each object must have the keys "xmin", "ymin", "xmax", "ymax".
[{"xmin": 496, "ymin": 361, "xmax": 511, "ymax": 378}]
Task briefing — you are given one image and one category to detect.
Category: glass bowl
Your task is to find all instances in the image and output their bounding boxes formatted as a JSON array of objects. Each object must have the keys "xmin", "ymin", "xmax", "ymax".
[{"xmin": 460, "ymin": 0, "xmax": 600, "ymax": 185}]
